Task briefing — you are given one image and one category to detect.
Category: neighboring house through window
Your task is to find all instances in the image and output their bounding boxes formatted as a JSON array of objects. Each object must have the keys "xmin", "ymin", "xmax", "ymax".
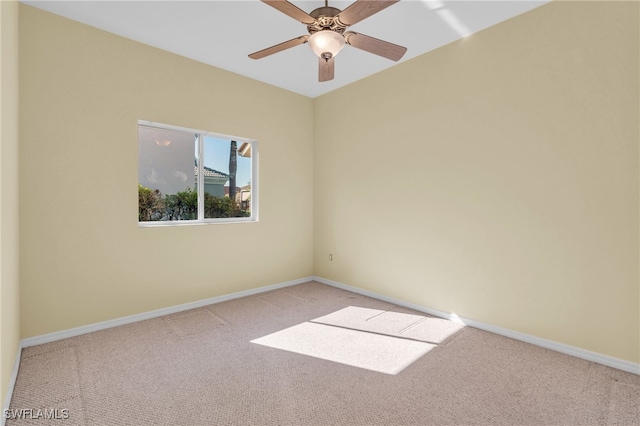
[{"xmin": 197, "ymin": 163, "xmax": 229, "ymax": 198}]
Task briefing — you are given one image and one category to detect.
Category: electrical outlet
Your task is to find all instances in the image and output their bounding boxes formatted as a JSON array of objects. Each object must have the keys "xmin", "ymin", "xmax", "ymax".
[{"xmin": 329, "ymin": 254, "xmax": 333, "ymax": 261}]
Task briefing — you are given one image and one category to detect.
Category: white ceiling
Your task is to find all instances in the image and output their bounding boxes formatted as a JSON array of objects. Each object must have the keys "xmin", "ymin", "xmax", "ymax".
[{"xmin": 22, "ymin": 0, "xmax": 549, "ymax": 98}]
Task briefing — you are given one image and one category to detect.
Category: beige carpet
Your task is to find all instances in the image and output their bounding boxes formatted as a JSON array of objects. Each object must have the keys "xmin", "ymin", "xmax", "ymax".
[{"xmin": 7, "ymin": 281, "xmax": 640, "ymax": 425}]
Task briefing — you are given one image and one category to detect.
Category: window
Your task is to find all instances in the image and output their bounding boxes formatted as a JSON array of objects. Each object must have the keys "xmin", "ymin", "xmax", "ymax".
[{"xmin": 138, "ymin": 121, "xmax": 257, "ymax": 225}]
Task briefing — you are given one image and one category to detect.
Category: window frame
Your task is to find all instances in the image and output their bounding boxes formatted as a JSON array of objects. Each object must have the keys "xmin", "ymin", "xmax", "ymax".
[{"xmin": 138, "ymin": 120, "xmax": 259, "ymax": 227}]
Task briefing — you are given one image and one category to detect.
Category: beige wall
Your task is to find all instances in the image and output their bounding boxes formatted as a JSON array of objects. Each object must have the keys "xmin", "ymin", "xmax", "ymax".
[
  {"xmin": 1, "ymin": 0, "xmax": 20, "ymax": 406},
  {"xmin": 18, "ymin": 5, "xmax": 314, "ymax": 338},
  {"xmin": 314, "ymin": 1, "xmax": 639, "ymax": 363}
]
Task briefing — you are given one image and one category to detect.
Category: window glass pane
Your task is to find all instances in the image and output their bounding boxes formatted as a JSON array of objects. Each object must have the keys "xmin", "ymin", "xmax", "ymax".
[
  {"xmin": 203, "ymin": 137, "xmax": 252, "ymax": 219},
  {"xmin": 138, "ymin": 126, "xmax": 198, "ymax": 221}
]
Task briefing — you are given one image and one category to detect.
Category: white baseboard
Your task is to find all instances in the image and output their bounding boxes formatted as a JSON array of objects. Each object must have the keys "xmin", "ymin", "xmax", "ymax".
[
  {"xmin": 2, "ymin": 345, "xmax": 22, "ymax": 426},
  {"xmin": 21, "ymin": 276, "xmax": 314, "ymax": 348},
  {"xmin": 313, "ymin": 276, "xmax": 640, "ymax": 376}
]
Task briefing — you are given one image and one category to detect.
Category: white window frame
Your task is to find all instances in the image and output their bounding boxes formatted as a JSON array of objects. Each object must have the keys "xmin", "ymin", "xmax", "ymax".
[{"xmin": 138, "ymin": 120, "xmax": 259, "ymax": 227}]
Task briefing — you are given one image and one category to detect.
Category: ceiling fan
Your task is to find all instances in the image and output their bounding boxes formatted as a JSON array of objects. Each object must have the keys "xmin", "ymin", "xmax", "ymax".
[{"xmin": 249, "ymin": 0, "xmax": 407, "ymax": 82}]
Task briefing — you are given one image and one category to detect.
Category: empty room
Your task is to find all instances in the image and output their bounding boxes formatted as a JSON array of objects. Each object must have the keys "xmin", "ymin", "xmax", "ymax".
[{"xmin": 1, "ymin": 0, "xmax": 638, "ymax": 424}]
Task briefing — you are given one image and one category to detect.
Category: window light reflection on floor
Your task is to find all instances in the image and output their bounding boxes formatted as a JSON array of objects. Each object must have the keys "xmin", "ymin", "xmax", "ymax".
[{"xmin": 251, "ymin": 306, "xmax": 465, "ymax": 375}]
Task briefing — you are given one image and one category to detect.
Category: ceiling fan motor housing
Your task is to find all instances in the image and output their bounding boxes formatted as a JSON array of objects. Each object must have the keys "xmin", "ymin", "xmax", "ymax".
[{"xmin": 307, "ymin": 6, "xmax": 347, "ymax": 35}]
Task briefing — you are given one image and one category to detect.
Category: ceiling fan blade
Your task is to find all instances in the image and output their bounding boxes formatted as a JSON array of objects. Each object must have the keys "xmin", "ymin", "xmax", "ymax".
[
  {"xmin": 262, "ymin": 0, "xmax": 315, "ymax": 24},
  {"xmin": 336, "ymin": 0, "xmax": 399, "ymax": 26},
  {"xmin": 249, "ymin": 36, "xmax": 309, "ymax": 59},
  {"xmin": 319, "ymin": 57, "xmax": 335, "ymax": 82},
  {"xmin": 344, "ymin": 31, "xmax": 406, "ymax": 61}
]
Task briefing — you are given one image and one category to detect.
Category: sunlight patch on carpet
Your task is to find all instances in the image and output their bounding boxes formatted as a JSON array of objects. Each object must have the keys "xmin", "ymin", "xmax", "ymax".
[{"xmin": 251, "ymin": 322, "xmax": 435, "ymax": 375}]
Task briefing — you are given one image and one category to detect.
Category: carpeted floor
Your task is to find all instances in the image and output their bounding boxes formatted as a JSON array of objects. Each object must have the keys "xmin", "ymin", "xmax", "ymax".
[{"xmin": 7, "ymin": 281, "xmax": 640, "ymax": 425}]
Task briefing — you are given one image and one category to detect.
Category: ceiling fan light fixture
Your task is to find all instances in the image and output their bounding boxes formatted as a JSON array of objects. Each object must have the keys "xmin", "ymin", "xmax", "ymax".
[{"xmin": 308, "ymin": 30, "xmax": 345, "ymax": 61}]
